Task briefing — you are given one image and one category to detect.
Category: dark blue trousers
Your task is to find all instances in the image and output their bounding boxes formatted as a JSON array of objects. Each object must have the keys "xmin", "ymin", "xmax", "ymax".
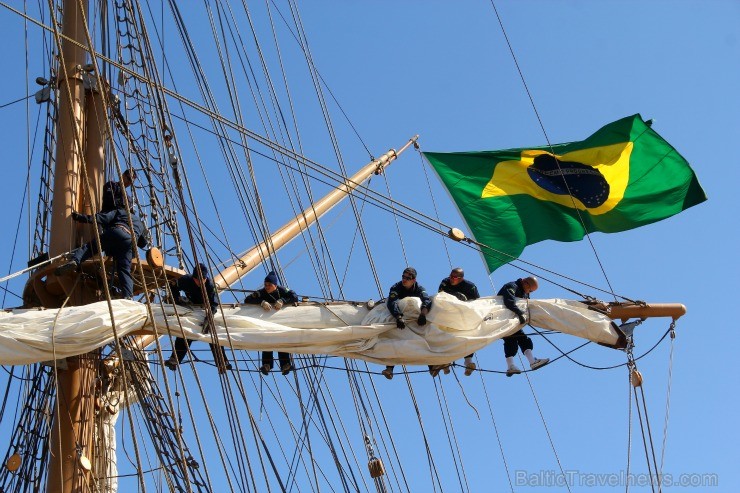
[
  {"xmin": 71, "ymin": 227, "xmax": 134, "ymax": 298},
  {"xmin": 503, "ymin": 330, "xmax": 534, "ymax": 358}
]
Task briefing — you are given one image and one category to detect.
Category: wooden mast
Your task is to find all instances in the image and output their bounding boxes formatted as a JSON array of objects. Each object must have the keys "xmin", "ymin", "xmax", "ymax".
[
  {"xmin": 46, "ymin": 0, "xmax": 102, "ymax": 491},
  {"xmin": 123, "ymin": 137, "xmax": 419, "ymax": 355},
  {"xmin": 214, "ymin": 136, "xmax": 419, "ymax": 290}
]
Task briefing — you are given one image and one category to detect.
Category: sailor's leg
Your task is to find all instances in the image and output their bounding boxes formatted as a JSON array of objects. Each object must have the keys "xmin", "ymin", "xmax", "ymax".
[
  {"xmin": 262, "ymin": 351, "xmax": 274, "ymax": 368},
  {"xmin": 503, "ymin": 331, "xmax": 522, "ymax": 358},
  {"xmin": 463, "ymin": 354, "xmax": 476, "ymax": 376},
  {"xmin": 278, "ymin": 352, "xmax": 293, "ymax": 375},
  {"xmin": 210, "ymin": 343, "xmax": 232, "ymax": 371},
  {"xmin": 174, "ymin": 337, "xmax": 193, "ymax": 363},
  {"xmin": 277, "ymin": 352, "xmax": 291, "ymax": 368},
  {"xmin": 165, "ymin": 337, "xmax": 192, "ymax": 370},
  {"xmin": 519, "ymin": 335, "xmax": 534, "ymax": 355},
  {"xmin": 55, "ymin": 242, "xmax": 91, "ymax": 275},
  {"xmin": 504, "ymin": 331, "xmax": 524, "ymax": 376},
  {"xmin": 115, "ymin": 249, "xmax": 134, "ymax": 298},
  {"xmin": 104, "ymin": 229, "xmax": 133, "ymax": 298}
]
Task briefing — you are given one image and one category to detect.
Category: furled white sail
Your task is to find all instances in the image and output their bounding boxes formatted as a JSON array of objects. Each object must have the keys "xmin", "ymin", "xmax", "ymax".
[{"xmin": 0, "ymin": 292, "xmax": 622, "ymax": 366}]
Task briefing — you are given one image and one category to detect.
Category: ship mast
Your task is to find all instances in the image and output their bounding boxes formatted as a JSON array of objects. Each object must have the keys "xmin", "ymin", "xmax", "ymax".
[
  {"xmin": 41, "ymin": 3, "xmax": 421, "ymax": 489},
  {"xmin": 215, "ymin": 137, "xmax": 419, "ymax": 290},
  {"xmin": 124, "ymin": 137, "xmax": 419, "ymax": 355},
  {"xmin": 46, "ymin": 0, "xmax": 101, "ymax": 491}
]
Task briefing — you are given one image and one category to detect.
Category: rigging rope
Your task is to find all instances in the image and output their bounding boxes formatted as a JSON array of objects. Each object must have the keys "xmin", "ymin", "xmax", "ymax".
[
  {"xmin": 2, "ymin": 3, "xmax": 688, "ymax": 493},
  {"xmin": 417, "ymin": 146, "xmax": 453, "ymax": 268},
  {"xmin": 487, "ymin": 0, "xmax": 619, "ymax": 302},
  {"xmin": 625, "ymin": 368, "xmax": 633, "ymax": 493},
  {"xmin": 401, "ymin": 369, "xmax": 445, "ymax": 493},
  {"xmin": 626, "ymin": 339, "xmax": 660, "ymax": 493},
  {"xmin": 517, "ymin": 310, "xmax": 572, "ymax": 493},
  {"xmin": 8, "ymin": 0, "xmax": 624, "ymax": 301},
  {"xmin": 432, "ymin": 378, "xmax": 471, "ymax": 493},
  {"xmin": 476, "ymin": 360, "xmax": 516, "ymax": 493},
  {"xmin": 659, "ymin": 323, "xmax": 676, "ymax": 477}
]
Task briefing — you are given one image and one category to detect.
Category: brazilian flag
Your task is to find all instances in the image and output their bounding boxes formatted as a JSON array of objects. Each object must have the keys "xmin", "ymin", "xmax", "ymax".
[{"xmin": 424, "ymin": 114, "xmax": 707, "ymax": 273}]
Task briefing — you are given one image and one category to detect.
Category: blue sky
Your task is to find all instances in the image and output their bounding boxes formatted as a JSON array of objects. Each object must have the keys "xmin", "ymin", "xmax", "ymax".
[{"xmin": 0, "ymin": 1, "xmax": 738, "ymax": 491}]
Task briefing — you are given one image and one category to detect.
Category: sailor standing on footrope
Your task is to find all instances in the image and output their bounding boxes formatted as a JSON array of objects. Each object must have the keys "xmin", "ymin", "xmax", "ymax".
[
  {"xmin": 244, "ymin": 271, "xmax": 299, "ymax": 376},
  {"xmin": 497, "ymin": 276, "xmax": 549, "ymax": 376},
  {"xmin": 434, "ymin": 267, "xmax": 480, "ymax": 376},
  {"xmin": 381, "ymin": 267, "xmax": 432, "ymax": 380},
  {"xmin": 165, "ymin": 263, "xmax": 232, "ymax": 373}
]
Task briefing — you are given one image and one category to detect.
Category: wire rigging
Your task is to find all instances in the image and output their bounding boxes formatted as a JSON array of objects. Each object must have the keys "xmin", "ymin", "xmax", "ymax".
[{"xmin": 487, "ymin": 0, "xmax": 618, "ymax": 300}]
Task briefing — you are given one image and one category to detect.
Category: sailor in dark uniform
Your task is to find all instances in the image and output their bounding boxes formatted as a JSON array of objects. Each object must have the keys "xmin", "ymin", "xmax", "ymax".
[
  {"xmin": 436, "ymin": 267, "xmax": 480, "ymax": 376},
  {"xmin": 497, "ymin": 276, "xmax": 549, "ymax": 376},
  {"xmin": 55, "ymin": 208, "xmax": 148, "ymax": 299},
  {"xmin": 101, "ymin": 168, "xmax": 136, "ymax": 213},
  {"xmin": 381, "ymin": 267, "xmax": 432, "ymax": 380},
  {"xmin": 165, "ymin": 263, "xmax": 231, "ymax": 372},
  {"xmin": 244, "ymin": 271, "xmax": 299, "ymax": 376}
]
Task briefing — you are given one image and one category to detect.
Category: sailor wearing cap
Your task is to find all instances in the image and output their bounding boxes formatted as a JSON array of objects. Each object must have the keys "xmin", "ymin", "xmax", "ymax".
[
  {"xmin": 381, "ymin": 267, "xmax": 432, "ymax": 380},
  {"xmin": 436, "ymin": 267, "xmax": 480, "ymax": 376},
  {"xmin": 244, "ymin": 271, "xmax": 299, "ymax": 376},
  {"xmin": 165, "ymin": 263, "xmax": 231, "ymax": 372}
]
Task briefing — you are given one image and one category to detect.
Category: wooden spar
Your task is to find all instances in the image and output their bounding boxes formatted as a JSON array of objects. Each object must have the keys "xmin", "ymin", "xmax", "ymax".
[
  {"xmin": 47, "ymin": 1, "xmax": 88, "ymax": 261},
  {"xmin": 115, "ymin": 136, "xmax": 418, "ymax": 366},
  {"xmin": 80, "ymin": 80, "xmax": 106, "ymax": 242},
  {"xmin": 587, "ymin": 302, "xmax": 687, "ymax": 321},
  {"xmin": 46, "ymin": 1, "xmax": 100, "ymax": 492},
  {"xmin": 213, "ymin": 135, "xmax": 419, "ymax": 291}
]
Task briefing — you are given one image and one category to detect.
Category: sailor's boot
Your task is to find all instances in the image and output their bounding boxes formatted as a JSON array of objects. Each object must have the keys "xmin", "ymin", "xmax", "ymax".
[{"xmin": 164, "ymin": 357, "xmax": 178, "ymax": 371}]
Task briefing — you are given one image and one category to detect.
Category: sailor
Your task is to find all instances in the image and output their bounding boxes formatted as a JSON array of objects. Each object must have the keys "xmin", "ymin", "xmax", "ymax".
[
  {"xmin": 381, "ymin": 267, "xmax": 432, "ymax": 380},
  {"xmin": 435, "ymin": 267, "xmax": 480, "ymax": 376},
  {"xmin": 165, "ymin": 263, "xmax": 231, "ymax": 372},
  {"xmin": 101, "ymin": 168, "xmax": 136, "ymax": 213},
  {"xmin": 498, "ymin": 276, "xmax": 549, "ymax": 376},
  {"xmin": 55, "ymin": 208, "xmax": 148, "ymax": 299},
  {"xmin": 244, "ymin": 271, "xmax": 299, "ymax": 376}
]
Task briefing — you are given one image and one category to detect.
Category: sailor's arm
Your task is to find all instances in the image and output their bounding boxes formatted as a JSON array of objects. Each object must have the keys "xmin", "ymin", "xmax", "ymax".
[{"xmin": 500, "ymin": 284, "xmax": 524, "ymax": 316}]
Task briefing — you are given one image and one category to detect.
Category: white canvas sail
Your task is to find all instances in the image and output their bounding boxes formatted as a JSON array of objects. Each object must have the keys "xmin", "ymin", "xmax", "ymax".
[{"xmin": 0, "ymin": 293, "xmax": 621, "ymax": 366}]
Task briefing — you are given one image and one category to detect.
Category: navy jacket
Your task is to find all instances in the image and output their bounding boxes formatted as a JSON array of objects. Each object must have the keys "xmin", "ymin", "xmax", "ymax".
[
  {"xmin": 438, "ymin": 278, "xmax": 480, "ymax": 301},
  {"xmin": 77, "ymin": 208, "xmax": 147, "ymax": 249},
  {"xmin": 497, "ymin": 280, "xmax": 527, "ymax": 317},
  {"xmin": 244, "ymin": 286, "xmax": 298, "ymax": 306},
  {"xmin": 172, "ymin": 275, "xmax": 218, "ymax": 313},
  {"xmin": 101, "ymin": 181, "xmax": 132, "ymax": 213},
  {"xmin": 387, "ymin": 281, "xmax": 432, "ymax": 318}
]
